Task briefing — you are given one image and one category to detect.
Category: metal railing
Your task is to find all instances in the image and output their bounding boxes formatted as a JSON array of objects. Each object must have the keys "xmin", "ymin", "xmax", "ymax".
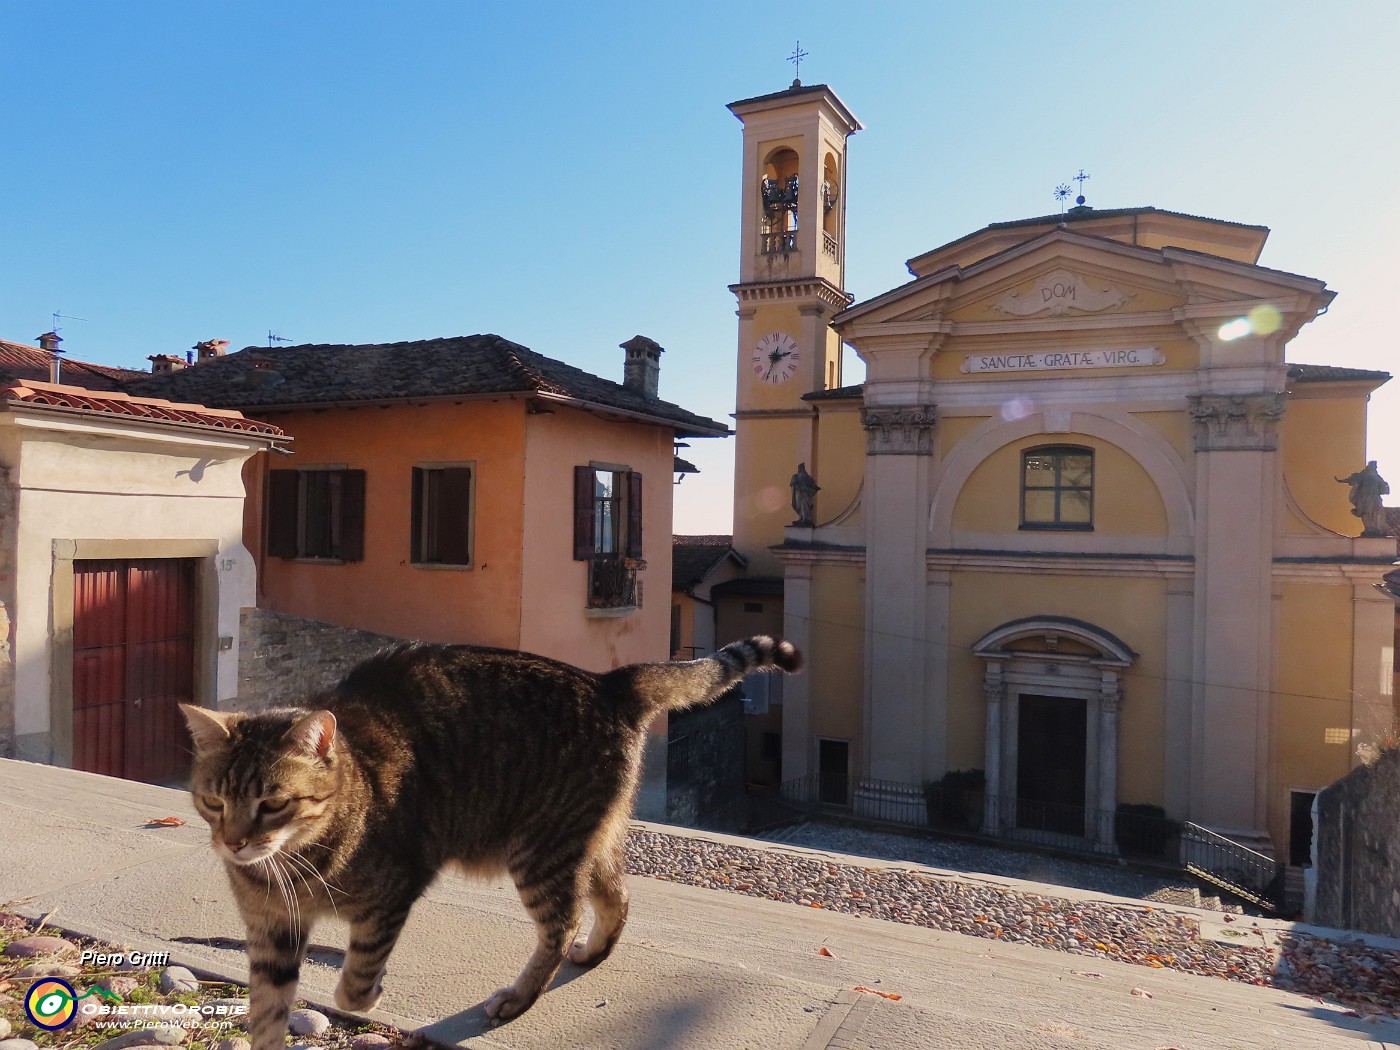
[
  {"xmin": 587, "ymin": 557, "xmax": 639, "ymax": 609},
  {"xmin": 1180, "ymin": 821, "xmax": 1285, "ymax": 912}
]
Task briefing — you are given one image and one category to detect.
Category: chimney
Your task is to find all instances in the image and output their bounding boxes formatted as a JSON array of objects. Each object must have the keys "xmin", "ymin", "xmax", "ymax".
[
  {"xmin": 620, "ymin": 335, "xmax": 664, "ymax": 399},
  {"xmin": 147, "ymin": 354, "xmax": 189, "ymax": 374},
  {"xmin": 193, "ymin": 338, "xmax": 229, "ymax": 363},
  {"xmin": 36, "ymin": 332, "xmax": 64, "ymax": 383}
]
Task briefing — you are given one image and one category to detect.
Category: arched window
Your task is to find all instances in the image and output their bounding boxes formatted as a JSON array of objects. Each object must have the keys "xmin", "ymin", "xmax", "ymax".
[
  {"xmin": 1021, "ymin": 445, "xmax": 1093, "ymax": 529},
  {"xmin": 760, "ymin": 148, "xmax": 800, "ymax": 254}
]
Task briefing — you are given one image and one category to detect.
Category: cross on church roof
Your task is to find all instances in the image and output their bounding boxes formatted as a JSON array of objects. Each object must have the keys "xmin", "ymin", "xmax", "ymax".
[
  {"xmin": 787, "ymin": 41, "xmax": 809, "ymax": 84},
  {"xmin": 1073, "ymin": 168, "xmax": 1091, "ymax": 205}
]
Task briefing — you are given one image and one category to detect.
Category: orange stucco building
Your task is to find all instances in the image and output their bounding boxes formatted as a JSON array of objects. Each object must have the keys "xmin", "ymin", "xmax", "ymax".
[{"xmin": 135, "ymin": 334, "xmax": 728, "ymax": 674}]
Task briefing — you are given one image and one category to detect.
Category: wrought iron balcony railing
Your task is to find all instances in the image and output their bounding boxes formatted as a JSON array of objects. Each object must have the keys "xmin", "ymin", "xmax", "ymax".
[{"xmin": 587, "ymin": 556, "xmax": 641, "ymax": 610}]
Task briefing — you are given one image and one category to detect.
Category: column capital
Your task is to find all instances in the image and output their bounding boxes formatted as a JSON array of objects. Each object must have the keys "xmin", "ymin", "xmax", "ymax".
[
  {"xmin": 1187, "ymin": 392, "xmax": 1285, "ymax": 452},
  {"xmin": 860, "ymin": 404, "xmax": 938, "ymax": 456}
]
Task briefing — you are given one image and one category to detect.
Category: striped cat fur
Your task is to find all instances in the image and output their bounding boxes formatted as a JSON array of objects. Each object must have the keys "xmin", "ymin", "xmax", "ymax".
[{"xmin": 181, "ymin": 635, "xmax": 800, "ymax": 1041}]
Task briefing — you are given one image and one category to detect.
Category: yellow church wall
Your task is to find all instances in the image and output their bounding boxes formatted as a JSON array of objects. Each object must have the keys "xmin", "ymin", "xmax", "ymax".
[
  {"xmin": 1132, "ymin": 410, "xmax": 1191, "ymax": 462},
  {"xmin": 945, "ymin": 572, "xmax": 1169, "ymax": 805},
  {"xmin": 1280, "ymin": 396, "xmax": 1371, "ymax": 536},
  {"xmin": 951, "ymin": 436, "xmax": 1168, "ymax": 537},
  {"xmin": 812, "ymin": 405, "xmax": 865, "ymax": 526},
  {"xmin": 733, "ymin": 415, "xmax": 808, "ymax": 568},
  {"xmin": 1273, "ymin": 583, "xmax": 1357, "ymax": 824},
  {"xmin": 935, "ymin": 415, "xmax": 988, "ymax": 455},
  {"xmin": 806, "ymin": 563, "xmax": 866, "ymax": 747}
]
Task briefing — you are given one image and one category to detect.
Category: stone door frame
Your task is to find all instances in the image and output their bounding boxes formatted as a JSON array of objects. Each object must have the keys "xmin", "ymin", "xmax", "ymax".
[{"xmin": 974, "ymin": 616, "xmax": 1135, "ymax": 851}]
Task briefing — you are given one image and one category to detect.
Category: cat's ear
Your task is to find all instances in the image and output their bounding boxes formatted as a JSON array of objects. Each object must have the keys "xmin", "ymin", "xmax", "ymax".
[
  {"xmin": 285, "ymin": 711, "xmax": 337, "ymax": 762},
  {"xmin": 180, "ymin": 704, "xmax": 234, "ymax": 751}
]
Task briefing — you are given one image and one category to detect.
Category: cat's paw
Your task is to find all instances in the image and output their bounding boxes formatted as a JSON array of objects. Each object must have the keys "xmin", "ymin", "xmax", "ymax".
[
  {"xmin": 484, "ymin": 985, "xmax": 536, "ymax": 1022},
  {"xmin": 568, "ymin": 937, "xmax": 610, "ymax": 967},
  {"xmin": 334, "ymin": 973, "xmax": 383, "ymax": 1013}
]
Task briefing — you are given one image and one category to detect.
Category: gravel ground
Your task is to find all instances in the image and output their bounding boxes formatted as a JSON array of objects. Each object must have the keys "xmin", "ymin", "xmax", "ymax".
[{"xmin": 625, "ymin": 825, "xmax": 1400, "ymax": 1017}]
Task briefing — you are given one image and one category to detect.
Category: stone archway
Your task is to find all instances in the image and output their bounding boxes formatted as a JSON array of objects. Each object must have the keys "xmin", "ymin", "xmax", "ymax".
[{"xmin": 972, "ymin": 616, "xmax": 1136, "ymax": 850}]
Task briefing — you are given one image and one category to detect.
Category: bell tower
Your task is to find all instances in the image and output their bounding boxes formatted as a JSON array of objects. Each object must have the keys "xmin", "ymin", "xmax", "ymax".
[{"xmin": 728, "ymin": 81, "xmax": 861, "ymax": 574}]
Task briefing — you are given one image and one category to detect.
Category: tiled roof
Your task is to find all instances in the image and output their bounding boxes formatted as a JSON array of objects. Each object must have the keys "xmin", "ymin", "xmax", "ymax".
[
  {"xmin": 1288, "ymin": 363, "xmax": 1392, "ymax": 384},
  {"xmin": 672, "ymin": 534, "xmax": 739, "ymax": 592},
  {"xmin": 128, "ymin": 334, "xmax": 729, "ymax": 437},
  {"xmin": 0, "ymin": 382, "xmax": 286, "ymax": 437},
  {"xmin": 803, "ymin": 384, "xmax": 864, "ymax": 402},
  {"xmin": 0, "ymin": 339, "xmax": 145, "ymax": 392}
]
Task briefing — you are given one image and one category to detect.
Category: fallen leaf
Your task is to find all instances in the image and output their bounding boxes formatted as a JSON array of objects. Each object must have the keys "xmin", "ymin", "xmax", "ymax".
[
  {"xmin": 817, "ymin": 947, "xmax": 836, "ymax": 958},
  {"xmin": 1130, "ymin": 987, "xmax": 1154, "ymax": 999},
  {"xmin": 854, "ymin": 986, "xmax": 902, "ymax": 1001},
  {"xmin": 1071, "ymin": 971, "xmax": 1104, "ymax": 979},
  {"xmin": 145, "ymin": 816, "xmax": 187, "ymax": 828}
]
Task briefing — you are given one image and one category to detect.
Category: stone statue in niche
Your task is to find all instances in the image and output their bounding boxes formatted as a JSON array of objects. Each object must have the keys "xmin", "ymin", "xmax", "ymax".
[
  {"xmin": 1335, "ymin": 460, "xmax": 1391, "ymax": 536},
  {"xmin": 790, "ymin": 463, "xmax": 820, "ymax": 527}
]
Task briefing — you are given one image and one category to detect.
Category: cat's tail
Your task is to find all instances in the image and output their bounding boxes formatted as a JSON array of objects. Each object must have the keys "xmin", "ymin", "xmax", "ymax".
[{"xmin": 605, "ymin": 636, "xmax": 802, "ymax": 715}]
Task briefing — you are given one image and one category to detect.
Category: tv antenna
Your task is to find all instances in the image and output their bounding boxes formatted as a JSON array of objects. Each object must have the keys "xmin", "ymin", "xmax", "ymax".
[
  {"xmin": 267, "ymin": 330, "xmax": 293, "ymax": 347},
  {"xmin": 51, "ymin": 309, "xmax": 88, "ymax": 334}
]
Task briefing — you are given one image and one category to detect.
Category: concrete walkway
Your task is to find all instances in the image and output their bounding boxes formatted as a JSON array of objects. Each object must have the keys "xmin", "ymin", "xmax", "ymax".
[{"xmin": 2, "ymin": 759, "xmax": 1398, "ymax": 1050}]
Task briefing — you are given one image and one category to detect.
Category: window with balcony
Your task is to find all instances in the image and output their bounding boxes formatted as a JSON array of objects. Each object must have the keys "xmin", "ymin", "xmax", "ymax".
[{"xmin": 574, "ymin": 465, "xmax": 643, "ymax": 609}]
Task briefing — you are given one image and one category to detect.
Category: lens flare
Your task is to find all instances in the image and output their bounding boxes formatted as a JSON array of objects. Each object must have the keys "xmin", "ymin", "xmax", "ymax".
[
  {"xmin": 1218, "ymin": 318, "xmax": 1251, "ymax": 342},
  {"xmin": 1000, "ymin": 397, "xmax": 1034, "ymax": 422},
  {"xmin": 1248, "ymin": 303, "xmax": 1282, "ymax": 335},
  {"xmin": 1219, "ymin": 303, "xmax": 1283, "ymax": 342}
]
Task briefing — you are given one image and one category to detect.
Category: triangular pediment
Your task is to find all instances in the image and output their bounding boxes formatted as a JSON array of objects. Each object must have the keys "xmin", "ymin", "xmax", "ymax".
[{"xmin": 835, "ymin": 228, "xmax": 1331, "ymax": 335}]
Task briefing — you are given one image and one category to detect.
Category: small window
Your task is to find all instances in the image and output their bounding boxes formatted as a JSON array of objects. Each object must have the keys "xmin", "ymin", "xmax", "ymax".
[
  {"xmin": 573, "ymin": 466, "xmax": 642, "ymax": 560},
  {"xmin": 743, "ymin": 601, "xmax": 764, "ymax": 614},
  {"xmin": 267, "ymin": 468, "xmax": 366, "ymax": 561},
  {"xmin": 412, "ymin": 466, "xmax": 474, "ymax": 566},
  {"xmin": 1021, "ymin": 446, "xmax": 1093, "ymax": 530}
]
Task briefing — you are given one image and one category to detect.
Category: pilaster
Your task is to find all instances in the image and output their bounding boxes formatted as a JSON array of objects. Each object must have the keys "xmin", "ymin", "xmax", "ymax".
[
  {"xmin": 862, "ymin": 405, "xmax": 937, "ymax": 784},
  {"xmin": 1189, "ymin": 390, "xmax": 1282, "ymax": 835}
]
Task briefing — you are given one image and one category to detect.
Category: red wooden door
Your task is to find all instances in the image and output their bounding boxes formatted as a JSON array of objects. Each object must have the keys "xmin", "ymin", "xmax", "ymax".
[{"xmin": 73, "ymin": 559, "xmax": 196, "ymax": 782}]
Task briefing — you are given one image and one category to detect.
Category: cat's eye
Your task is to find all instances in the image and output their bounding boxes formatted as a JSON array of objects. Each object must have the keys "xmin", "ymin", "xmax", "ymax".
[
  {"xmin": 259, "ymin": 798, "xmax": 290, "ymax": 814},
  {"xmin": 201, "ymin": 796, "xmax": 224, "ymax": 811}
]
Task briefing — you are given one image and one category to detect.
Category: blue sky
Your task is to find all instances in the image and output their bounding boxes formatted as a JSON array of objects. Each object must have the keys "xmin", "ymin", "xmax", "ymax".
[{"xmin": 3, "ymin": 2, "xmax": 1398, "ymax": 532}]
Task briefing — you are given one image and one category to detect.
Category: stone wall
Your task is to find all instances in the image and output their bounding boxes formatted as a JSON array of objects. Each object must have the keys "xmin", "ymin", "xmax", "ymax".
[
  {"xmin": 1313, "ymin": 748, "xmax": 1400, "ymax": 937},
  {"xmin": 665, "ymin": 692, "xmax": 746, "ymax": 830},
  {"xmin": 0, "ymin": 468, "xmax": 15, "ymax": 758},
  {"xmin": 235, "ymin": 607, "xmax": 402, "ymax": 712}
]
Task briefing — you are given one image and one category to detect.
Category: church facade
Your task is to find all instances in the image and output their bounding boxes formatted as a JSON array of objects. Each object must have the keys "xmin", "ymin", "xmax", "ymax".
[{"xmin": 727, "ymin": 81, "xmax": 1394, "ymax": 859}]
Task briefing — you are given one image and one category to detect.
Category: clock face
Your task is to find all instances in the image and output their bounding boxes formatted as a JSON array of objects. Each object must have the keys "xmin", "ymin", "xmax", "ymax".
[{"xmin": 751, "ymin": 331, "xmax": 801, "ymax": 384}]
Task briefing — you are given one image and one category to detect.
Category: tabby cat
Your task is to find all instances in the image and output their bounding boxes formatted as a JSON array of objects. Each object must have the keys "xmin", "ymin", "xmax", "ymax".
[{"xmin": 181, "ymin": 635, "xmax": 800, "ymax": 1043}]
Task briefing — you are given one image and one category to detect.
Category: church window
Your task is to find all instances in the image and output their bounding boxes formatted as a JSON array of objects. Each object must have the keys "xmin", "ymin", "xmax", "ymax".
[{"xmin": 1021, "ymin": 446, "xmax": 1093, "ymax": 530}]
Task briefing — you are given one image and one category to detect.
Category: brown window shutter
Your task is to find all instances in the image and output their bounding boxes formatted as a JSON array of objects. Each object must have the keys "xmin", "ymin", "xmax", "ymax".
[
  {"xmin": 437, "ymin": 467, "xmax": 473, "ymax": 565},
  {"xmin": 573, "ymin": 465, "xmax": 595, "ymax": 560},
  {"xmin": 626, "ymin": 470, "xmax": 643, "ymax": 559},
  {"xmin": 340, "ymin": 469, "xmax": 367, "ymax": 562},
  {"xmin": 267, "ymin": 470, "xmax": 300, "ymax": 558},
  {"xmin": 410, "ymin": 467, "xmax": 424, "ymax": 563}
]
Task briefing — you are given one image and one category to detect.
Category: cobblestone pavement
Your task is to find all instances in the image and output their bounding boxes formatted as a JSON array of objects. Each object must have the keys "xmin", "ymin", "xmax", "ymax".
[{"xmin": 626, "ymin": 825, "xmax": 1400, "ymax": 1018}]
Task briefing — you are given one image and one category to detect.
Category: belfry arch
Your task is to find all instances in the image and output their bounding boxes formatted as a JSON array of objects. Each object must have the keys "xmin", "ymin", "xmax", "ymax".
[{"xmin": 972, "ymin": 616, "xmax": 1137, "ymax": 850}]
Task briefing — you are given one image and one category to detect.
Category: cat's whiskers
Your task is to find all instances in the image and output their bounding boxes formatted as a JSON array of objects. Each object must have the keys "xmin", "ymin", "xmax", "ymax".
[{"xmin": 284, "ymin": 849, "xmax": 342, "ymax": 914}]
